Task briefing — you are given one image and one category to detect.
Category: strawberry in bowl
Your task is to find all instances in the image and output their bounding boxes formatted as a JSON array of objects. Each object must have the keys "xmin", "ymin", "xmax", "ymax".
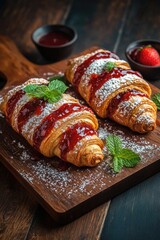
[
  {"xmin": 136, "ymin": 45, "xmax": 160, "ymax": 66},
  {"xmin": 125, "ymin": 40, "xmax": 160, "ymax": 80}
]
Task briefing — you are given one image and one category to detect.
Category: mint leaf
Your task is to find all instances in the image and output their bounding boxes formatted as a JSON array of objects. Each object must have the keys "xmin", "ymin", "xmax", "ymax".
[
  {"xmin": 117, "ymin": 149, "xmax": 140, "ymax": 167},
  {"xmin": 34, "ymin": 85, "xmax": 49, "ymax": 98},
  {"xmin": 48, "ymin": 80, "xmax": 68, "ymax": 93},
  {"xmin": 23, "ymin": 84, "xmax": 39, "ymax": 95},
  {"xmin": 104, "ymin": 62, "xmax": 116, "ymax": 72},
  {"xmin": 113, "ymin": 156, "xmax": 123, "ymax": 173},
  {"xmin": 106, "ymin": 134, "xmax": 140, "ymax": 173},
  {"xmin": 24, "ymin": 84, "xmax": 48, "ymax": 98},
  {"xmin": 106, "ymin": 134, "xmax": 122, "ymax": 155},
  {"xmin": 23, "ymin": 80, "xmax": 68, "ymax": 103},
  {"xmin": 47, "ymin": 89, "xmax": 62, "ymax": 103},
  {"xmin": 152, "ymin": 93, "xmax": 160, "ymax": 110}
]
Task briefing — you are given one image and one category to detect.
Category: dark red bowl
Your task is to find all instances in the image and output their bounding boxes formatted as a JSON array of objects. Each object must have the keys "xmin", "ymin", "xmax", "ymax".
[
  {"xmin": 32, "ymin": 24, "xmax": 78, "ymax": 62},
  {"xmin": 125, "ymin": 39, "xmax": 160, "ymax": 81}
]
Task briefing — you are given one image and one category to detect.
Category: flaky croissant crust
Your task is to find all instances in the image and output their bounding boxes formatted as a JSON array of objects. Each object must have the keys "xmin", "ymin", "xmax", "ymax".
[
  {"xmin": 0, "ymin": 78, "xmax": 104, "ymax": 167},
  {"xmin": 66, "ymin": 49, "xmax": 157, "ymax": 133}
]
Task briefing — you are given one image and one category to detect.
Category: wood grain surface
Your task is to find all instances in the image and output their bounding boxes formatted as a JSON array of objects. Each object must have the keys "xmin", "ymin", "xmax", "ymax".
[
  {"xmin": 0, "ymin": 0, "xmax": 160, "ymax": 239},
  {"xmin": 0, "ymin": 162, "xmax": 37, "ymax": 240},
  {"xmin": 26, "ymin": 202, "xmax": 110, "ymax": 240}
]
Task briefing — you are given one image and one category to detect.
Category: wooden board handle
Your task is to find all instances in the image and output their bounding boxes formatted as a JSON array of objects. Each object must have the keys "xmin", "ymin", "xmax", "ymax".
[{"xmin": 0, "ymin": 35, "xmax": 38, "ymax": 88}]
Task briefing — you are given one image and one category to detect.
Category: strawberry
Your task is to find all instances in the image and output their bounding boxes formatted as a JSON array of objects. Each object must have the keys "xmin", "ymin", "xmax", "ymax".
[{"xmin": 136, "ymin": 45, "xmax": 160, "ymax": 66}]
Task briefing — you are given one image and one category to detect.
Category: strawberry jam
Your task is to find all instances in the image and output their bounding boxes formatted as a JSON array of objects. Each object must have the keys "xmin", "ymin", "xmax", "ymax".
[
  {"xmin": 33, "ymin": 103, "xmax": 91, "ymax": 150},
  {"xmin": 17, "ymin": 98, "xmax": 46, "ymax": 132},
  {"xmin": 39, "ymin": 32, "xmax": 71, "ymax": 46},
  {"xmin": 128, "ymin": 47, "xmax": 140, "ymax": 61},
  {"xmin": 6, "ymin": 90, "xmax": 25, "ymax": 122},
  {"xmin": 59, "ymin": 122, "xmax": 96, "ymax": 161},
  {"xmin": 108, "ymin": 90, "xmax": 148, "ymax": 116},
  {"xmin": 73, "ymin": 51, "xmax": 119, "ymax": 90},
  {"xmin": 89, "ymin": 68, "xmax": 142, "ymax": 103}
]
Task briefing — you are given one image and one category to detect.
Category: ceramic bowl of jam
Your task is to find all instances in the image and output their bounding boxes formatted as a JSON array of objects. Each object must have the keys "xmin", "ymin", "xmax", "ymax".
[
  {"xmin": 125, "ymin": 39, "xmax": 160, "ymax": 80},
  {"xmin": 32, "ymin": 24, "xmax": 78, "ymax": 62}
]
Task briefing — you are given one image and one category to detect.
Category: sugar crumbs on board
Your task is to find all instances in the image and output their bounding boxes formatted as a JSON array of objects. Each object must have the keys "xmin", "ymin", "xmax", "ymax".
[
  {"xmin": 19, "ymin": 155, "xmax": 108, "ymax": 199},
  {"xmin": 5, "ymin": 115, "xmax": 160, "ymax": 201},
  {"xmin": 1, "ymin": 95, "xmax": 160, "ymax": 201},
  {"xmin": 16, "ymin": 143, "xmax": 108, "ymax": 201},
  {"xmin": 20, "ymin": 171, "xmax": 34, "ymax": 183}
]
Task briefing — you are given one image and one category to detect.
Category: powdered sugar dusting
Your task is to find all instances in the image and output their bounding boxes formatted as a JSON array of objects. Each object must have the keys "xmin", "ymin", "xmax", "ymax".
[
  {"xmin": 19, "ymin": 156, "xmax": 108, "ymax": 200},
  {"xmin": 136, "ymin": 113, "xmax": 155, "ymax": 125},
  {"xmin": 20, "ymin": 150, "xmax": 35, "ymax": 161},
  {"xmin": 118, "ymin": 95, "xmax": 143, "ymax": 116},
  {"xmin": 0, "ymin": 112, "xmax": 112, "ymax": 202},
  {"xmin": 2, "ymin": 115, "xmax": 159, "ymax": 203},
  {"xmin": 8, "ymin": 133, "xmax": 108, "ymax": 200},
  {"xmin": 72, "ymin": 135, "xmax": 95, "ymax": 156},
  {"xmin": 83, "ymin": 58, "xmax": 126, "ymax": 83},
  {"xmin": 79, "ymin": 58, "xmax": 127, "ymax": 98},
  {"xmin": 71, "ymin": 49, "xmax": 108, "ymax": 76},
  {"xmin": 12, "ymin": 94, "xmax": 32, "ymax": 131},
  {"xmin": 16, "ymin": 118, "xmax": 160, "ymax": 202},
  {"xmin": 22, "ymin": 95, "xmax": 75, "ymax": 142},
  {"xmin": 20, "ymin": 171, "xmax": 34, "ymax": 183},
  {"xmin": 95, "ymin": 74, "xmax": 142, "ymax": 107}
]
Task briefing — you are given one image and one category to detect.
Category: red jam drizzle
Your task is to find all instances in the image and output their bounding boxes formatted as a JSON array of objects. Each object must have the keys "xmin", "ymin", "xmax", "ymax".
[
  {"xmin": 73, "ymin": 51, "xmax": 119, "ymax": 90},
  {"xmin": 39, "ymin": 32, "xmax": 71, "ymax": 46},
  {"xmin": 6, "ymin": 90, "xmax": 25, "ymax": 122},
  {"xmin": 17, "ymin": 98, "xmax": 46, "ymax": 133},
  {"xmin": 59, "ymin": 122, "xmax": 96, "ymax": 161},
  {"xmin": 89, "ymin": 68, "xmax": 142, "ymax": 103},
  {"xmin": 128, "ymin": 47, "xmax": 140, "ymax": 61},
  {"xmin": 108, "ymin": 90, "xmax": 148, "ymax": 117},
  {"xmin": 33, "ymin": 103, "xmax": 91, "ymax": 150}
]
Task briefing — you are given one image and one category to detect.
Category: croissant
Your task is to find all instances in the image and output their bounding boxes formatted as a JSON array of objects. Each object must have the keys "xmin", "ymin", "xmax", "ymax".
[
  {"xmin": 0, "ymin": 78, "xmax": 104, "ymax": 167},
  {"xmin": 66, "ymin": 49, "xmax": 157, "ymax": 133}
]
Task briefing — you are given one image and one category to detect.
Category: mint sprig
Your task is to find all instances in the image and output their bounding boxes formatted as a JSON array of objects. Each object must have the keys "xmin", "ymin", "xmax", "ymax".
[
  {"xmin": 23, "ymin": 80, "xmax": 68, "ymax": 103},
  {"xmin": 104, "ymin": 62, "xmax": 116, "ymax": 72},
  {"xmin": 106, "ymin": 134, "xmax": 140, "ymax": 173},
  {"xmin": 152, "ymin": 93, "xmax": 160, "ymax": 110}
]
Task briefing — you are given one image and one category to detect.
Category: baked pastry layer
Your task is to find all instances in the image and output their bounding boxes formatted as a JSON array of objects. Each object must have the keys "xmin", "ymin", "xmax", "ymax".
[
  {"xmin": 0, "ymin": 78, "xmax": 104, "ymax": 167},
  {"xmin": 66, "ymin": 49, "xmax": 157, "ymax": 133}
]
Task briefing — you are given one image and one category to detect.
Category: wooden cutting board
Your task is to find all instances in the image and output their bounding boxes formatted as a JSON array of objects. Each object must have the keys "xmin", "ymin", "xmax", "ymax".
[{"xmin": 0, "ymin": 35, "xmax": 160, "ymax": 224}]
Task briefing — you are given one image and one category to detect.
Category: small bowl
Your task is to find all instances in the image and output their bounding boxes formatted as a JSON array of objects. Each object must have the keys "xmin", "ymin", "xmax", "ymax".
[
  {"xmin": 125, "ymin": 39, "xmax": 160, "ymax": 80},
  {"xmin": 32, "ymin": 24, "xmax": 78, "ymax": 62}
]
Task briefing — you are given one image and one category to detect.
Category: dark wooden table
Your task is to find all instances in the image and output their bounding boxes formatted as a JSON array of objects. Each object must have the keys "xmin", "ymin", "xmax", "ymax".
[{"xmin": 0, "ymin": 0, "xmax": 160, "ymax": 239}]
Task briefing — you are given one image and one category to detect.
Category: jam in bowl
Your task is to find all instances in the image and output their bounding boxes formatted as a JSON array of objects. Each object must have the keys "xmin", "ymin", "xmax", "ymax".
[{"xmin": 32, "ymin": 24, "xmax": 78, "ymax": 62}]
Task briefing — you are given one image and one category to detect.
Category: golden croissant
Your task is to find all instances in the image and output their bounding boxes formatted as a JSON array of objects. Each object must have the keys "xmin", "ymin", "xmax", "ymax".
[
  {"xmin": 0, "ymin": 78, "xmax": 104, "ymax": 167},
  {"xmin": 66, "ymin": 49, "xmax": 157, "ymax": 133}
]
